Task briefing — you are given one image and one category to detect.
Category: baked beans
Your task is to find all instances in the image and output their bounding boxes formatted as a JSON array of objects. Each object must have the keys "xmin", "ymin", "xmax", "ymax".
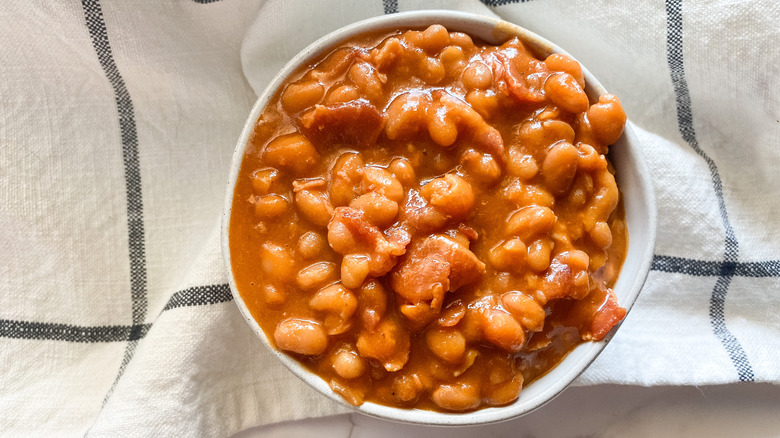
[{"xmin": 229, "ymin": 25, "xmax": 628, "ymax": 412}]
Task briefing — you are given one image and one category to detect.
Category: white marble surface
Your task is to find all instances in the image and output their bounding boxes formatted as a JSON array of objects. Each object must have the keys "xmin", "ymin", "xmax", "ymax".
[{"xmin": 235, "ymin": 383, "xmax": 780, "ymax": 438}]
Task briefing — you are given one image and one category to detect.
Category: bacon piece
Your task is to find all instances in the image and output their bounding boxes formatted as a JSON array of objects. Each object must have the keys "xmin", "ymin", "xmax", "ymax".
[
  {"xmin": 583, "ymin": 287, "xmax": 626, "ymax": 341},
  {"xmin": 327, "ymin": 207, "xmax": 407, "ymax": 276},
  {"xmin": 300, "ymin": 100, "xmax": 383, "ymax": 147},
  {"xmin": 391, "ymin": 234, "xmax": 485, "ymax": 329}
]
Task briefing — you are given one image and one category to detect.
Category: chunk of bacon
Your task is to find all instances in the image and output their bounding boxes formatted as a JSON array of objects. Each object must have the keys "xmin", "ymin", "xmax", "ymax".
[
  {"xmin": 390, "ymin": 234, "xmax": 485, "ymax": 329},
  {"xmin": 582, "ymin": 287, "xmax": 626, "ymax": 341},
  {"xmin": 300, "ymin": 100, "xmax": 383, "ymax": 148},
  {"xmin": 327, "ymin": 207, "xmax": 409, "ymax": 276}
]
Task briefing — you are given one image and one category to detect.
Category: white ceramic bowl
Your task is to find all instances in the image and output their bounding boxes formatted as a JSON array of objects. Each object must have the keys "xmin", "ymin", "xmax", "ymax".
[{"xmin": 223, "ymin": 10, "xmax": 657, "ymax": 426}]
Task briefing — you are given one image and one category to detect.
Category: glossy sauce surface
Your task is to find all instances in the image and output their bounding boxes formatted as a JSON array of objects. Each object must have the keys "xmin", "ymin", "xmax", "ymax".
[{"xmin": 229, "ymin": 25, "xmax": 628, "ymax": 412}]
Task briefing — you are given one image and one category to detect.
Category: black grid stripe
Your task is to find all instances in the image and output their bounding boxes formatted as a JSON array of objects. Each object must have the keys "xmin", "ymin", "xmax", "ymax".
[
  {"xmin": 80, "ymin": 0, "xmax": 150, "ymax": 419},
  {"xmin": 665, "ymin": 0, "xmax": 754, "ymax": 382},
  {"xmin": 0, "ymin": 320, "xmax": 150, "ymax": 343},
  {"xmin": 0, "ymin": 285, "xmax": 232, "ymax": 344},
  {"xmin": 652, "ymin": 256, "xmax": 780, "ymax": 278},
  {"xmin": 480, "ymin": 0, "xmax": 535, "ymax": 6},
  {"xmin": 82, "ymin": 0, "xmax": 147, "ymax": 328},
  {"xmin": 382, "ymin": 0, "xmax": 398, "ymax": 14},
  {"xmin": 163, "ymin": 284, "xmax": 232, "ymax": 311}
]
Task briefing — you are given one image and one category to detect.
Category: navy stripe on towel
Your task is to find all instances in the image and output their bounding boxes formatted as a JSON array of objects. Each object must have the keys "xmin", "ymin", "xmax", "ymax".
[
  {"xmin": 665, "ymin": 0, "xmax": 754, "ymax": 382},
  {"xmin": 0, "ymin": 320, "xmax": 150, "ymax": 343},
  {"xmin": 382, "ymin": 0, "xmax": 398, "ymax": 14},
  {"xmin": 80, "ymin": 0, "xmax": 150, "ymax": 414},
  {"xmin": 480, "ymin": 0, "xmax": 535, "ymax": 6},
  {"xmin": 652, "ymin": 255, "xmax": 780, "ymax": 278},
  {"xmin": 0, "ymin": 284, "xmax": 231, "ymax": 344}
]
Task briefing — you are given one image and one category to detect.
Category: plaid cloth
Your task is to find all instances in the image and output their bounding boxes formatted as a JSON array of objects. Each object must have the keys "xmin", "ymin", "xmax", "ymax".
[{"xmin": 0, "ymin": 0, "xmax": 778, "ymax": 436}]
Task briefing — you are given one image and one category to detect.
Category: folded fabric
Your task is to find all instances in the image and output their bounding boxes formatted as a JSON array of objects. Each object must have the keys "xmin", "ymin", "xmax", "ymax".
[{"xmin": 0, "ymin": 0, "xmax": 777, "ymax": 436}]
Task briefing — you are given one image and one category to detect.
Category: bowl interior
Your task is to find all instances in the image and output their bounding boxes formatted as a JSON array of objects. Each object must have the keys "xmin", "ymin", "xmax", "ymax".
[{"xmin": 222, "ymin": 10, "xmax": 657, "ymax": 426}]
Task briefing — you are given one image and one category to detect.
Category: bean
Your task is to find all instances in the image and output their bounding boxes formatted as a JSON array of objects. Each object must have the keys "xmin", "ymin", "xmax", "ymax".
[
  {"xmin": 341, "ymin": 253, "xmax": 370, "ymax": 289},
  {"xmin": 253, "ymin": 194, "xmax": 288, "ymax": 219},
  {"xmin": 371, "ymin": 37, "xmax": 404, "ymax": 70},
  {"xmin": 437, "ymin": 301, "xmax": 466, "ymax": 327},
  {"xmin": 537, "ymin": 105, "xmax": 562, "ymax": 121},
  {"xmin": 552, "ymin": 250, "xmax": 591, "ymax": 299},
  {"xmin": 362, "ymin": 166, "xmax": 404, "ymax": 202},
  {"xmin": 323, "ymin": 84, "xmax": 360, "ymax": 105},
  {"xmin": 542, "ymin": 141, "xmax": 579, "ymax": 196},
  {"xmin": 438, "ymin": 45, "xmax": 467, "ymax": 77},
  {"xmin": 330, "ymin": 152, "xmax": 365, "ymax": 206},
  {"xmin": 465, "ymin": 89, "xmax": 499, "ymax": 119},
  {"xmin": 544, "ymin": 53, "xmax": 585, "ymax": 87},
  {"xmin": 388, "ymin": 157, "xmax": 416, "ymax": 188},
  {"xmin": 527, "ymin": 238, "xmax": 553, "ymax": 272},
  {"xmin": 558, "ymin": 249, "xmax": 590, "ymax": 272},
  {"xmin": 488, "ymin": 237, "xmax": 527, "ymax": 272},
  {"xmin": 504, "ymin": 180, "xmax": 554, "ymax": 208},
  {"xmin": 297, "ymin": 231, "xmax": 327, "ymax": 259},
  {"xmin": 420, "ymin": 174, "xmax": 475, "ymax": 221},
  {"xmin": 590, "ymin": 221, "xmax": 613, "ymax": 248},
  {"xmin": 437, "ymin": 92, "xmax": 484, "ymax": 130},
  {"xmin": 260, "ymin": 243, "xmax": 295, "ymax": 282},
  {"xmin": 312, "ymin": 47, "xmax": 355, "ymax": 80},
  {"xmin": 355, "ymin": 317, "xmax": 410, "ymax": 372},
  {"xmin": 567, "ymin": 173, "xmax": 594, "ymax": 207},
  {"xmin": 250, "ymin": 168, "xmax": 280, "ymax": 195},
  {"xmin": 431, "ymin": 150, "xmax": 456, "ymax": 174},
  {"xmin": 385, "ymin": 92, "xmax": 430, "ymax": 140},
  {"xmin": 349, "ymin": 192, "xmax": 399, "ymax": 228},
  {"xmin": 263, "ymin": 133, "xmax": 319, "ymax": 176},
  {"xmin": 462, "ymin": 62, "xmax": 492, "ymax": 90},
  {"xmin": 348, "ymin": 61, "xmax": 383, "ymax": 101},
  {"xmin": 505, "ymin": 205, "xmax": 556, "ymax": 241},
  {"xmin": 544, "ymin": 73, "xmax": 589, "ymax": 114},
  {"xmin": 449, "ymin": 32, "xmax": 474, "ymax": 51},
  {"xmin": 358, "ymin": 280, "xmax": 388, "ymax": 330},
  {"xmin": 310, "ymin": 284, "xmax": 357, "ymax": 316},
  {"xmin": 483, "ymin": 308, "xmax": 526, "ymax": 352},
  {"xmin": 392, "ymin": 374, "xmax": 424, "ymax": 403},
  {"xmin": 281, "ymin": 80, "xmax": 324, "ymax": 113},
  {"xmin": 583, "ymin": 170, "xmax": 618, "ymax": 227},
  {"xmin": 253, "ymin": 109, "xmax": 281, "ymax": 145},
  {"xmin": 310, "ymin": 284, "xmax": 358, "ymax": 335},
  {"xmin": 485, "ymin": 373, "xmax": 523, "ymax": 406},
  {"xmin": 516, "ymin": 119, "xmax": 575, "ymax": 150},
  {"xmin": 461, "ymin": 149, "xmax": 501, "ymax": 185},
  {"xmin": 274, "ymin": 318, "xmax": 328, "ymax": 356},
  {"xmin": 296, "ymin": 262, "xmax": 337, "ymax": 291},
  {"xmin": 502, "ymin": 292, "xmax": 545, "ymax": 332},
  {"xmin": 329, "ymin": 379, "xmax": 364, "ymax": 406},
  {"xmin": 576, "ymin": 143, "xmax": 606, "ymax": 171},
  {"xmin": 295, "ymin": 190, "xmax": 334, "ymax": 228},
  {"xmin": 426, "ymin": 327, "xmax": 466, "ymax": 364},
  {"xmin": 419, "ymin": 24, "xmax": 451, "ymax": 53},
  {"xmin": 426, "ymin": 103, "xmax": 459, "ymax": 146},
  {"xmin": 507, "ymin": 149, "xmax": 539, "ymax": 180},
  {"xmin": 587, "ymin": 94, "xmax": 627, "ymax": 145},
  {"xmin": 431, "ymin": 382, "xmax": 481, "ymax": 412},
  {"xmin": 331, "ymin": 347, "xmax": 366, "ymax": 379},
  {"xmin": 326, "ymin": 215, "xmax": 358, "ymax": 256},
  {"xmin": 420, "ymin": 56, "xmax": 445, "ymax": 84},
  {"xmin": 262, "ymin": 283, "xmax": 285, "ymax": 306}
]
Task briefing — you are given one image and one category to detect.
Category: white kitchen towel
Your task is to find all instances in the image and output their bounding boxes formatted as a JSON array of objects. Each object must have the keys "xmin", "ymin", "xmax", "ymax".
[{"xmin": 0, "ymin": 0, "xmax": 778, "ymax": 436}]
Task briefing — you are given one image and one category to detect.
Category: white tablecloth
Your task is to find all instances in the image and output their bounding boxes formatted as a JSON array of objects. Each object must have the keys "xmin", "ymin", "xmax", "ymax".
[{"xmin": 0, "ymin": 1, "xmax": 777, "ymax": 436}]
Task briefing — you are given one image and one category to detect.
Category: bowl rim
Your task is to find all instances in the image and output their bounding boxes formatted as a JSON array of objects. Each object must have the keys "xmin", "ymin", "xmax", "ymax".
[{"xmin": 222, "ymin": 9, "xmax": 657, "ymax": 426}]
